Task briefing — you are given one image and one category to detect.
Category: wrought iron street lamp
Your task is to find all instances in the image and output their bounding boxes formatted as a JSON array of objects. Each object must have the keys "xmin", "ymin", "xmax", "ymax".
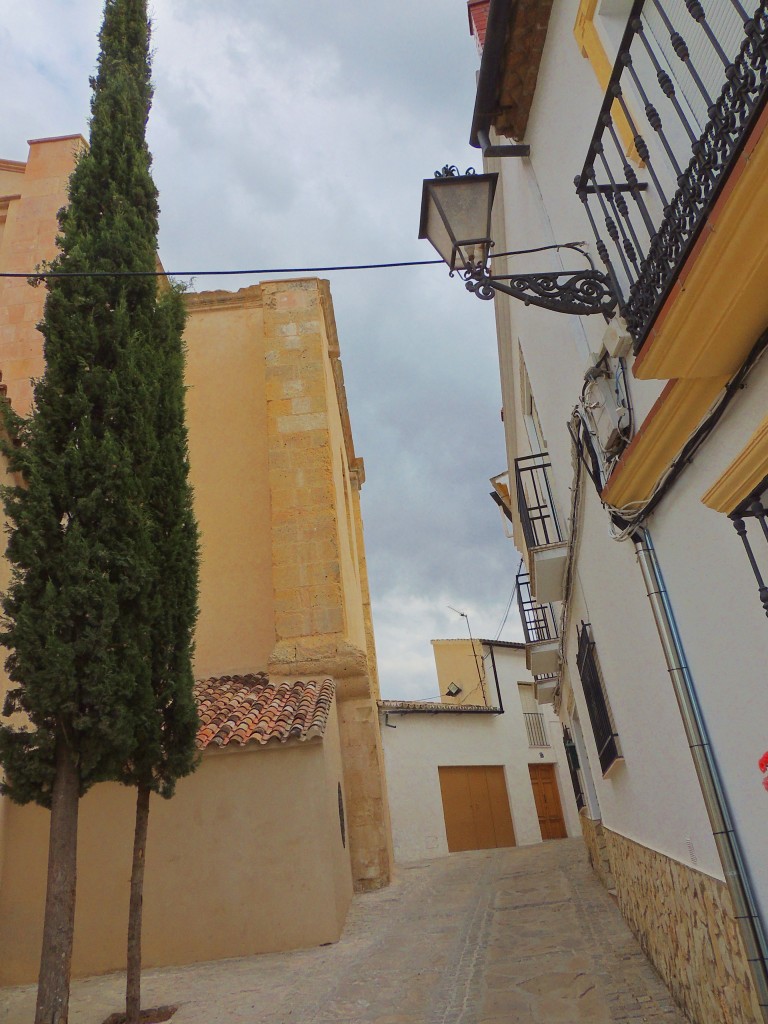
[
  {"xmin": 730, "ymin": 479, "xmax": 768, "ymax": 619},
  {"xmin": 419, "ymin": 166, "xmax": 619, "ymax": 317}
]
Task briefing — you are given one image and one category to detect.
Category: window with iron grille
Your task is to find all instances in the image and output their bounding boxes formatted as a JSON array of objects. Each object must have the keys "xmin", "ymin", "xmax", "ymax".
[
  {"xmin": 576, "ymin": 622, "xmax": 621, "ymax": 774},
  {"xmin": 562, "ymin": 726, "xmax": 585, "ymax": 812}
]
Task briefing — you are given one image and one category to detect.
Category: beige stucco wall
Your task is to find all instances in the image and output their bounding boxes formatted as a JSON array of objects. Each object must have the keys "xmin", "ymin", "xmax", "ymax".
[
  {"xmin": 0, "ymin": 136, "xmax": 86, "ymax": 416},
  {"xmin": 432, "ymin": 638, "xmax": 488, "ymax": 706},
  {"xmin": 184, "ymin": 289, "xmax": 276, "ymax": 679},
  {"xmin": 0, "ymin": 158, "xmax": 26, "ymax": 199},
  {"xmin": 0, "ymin": 701, "xmax": 352, "ymax": 985},
  {"xmin": 0, "ymin": 137, "xmax": 392, "ymax": 964}
]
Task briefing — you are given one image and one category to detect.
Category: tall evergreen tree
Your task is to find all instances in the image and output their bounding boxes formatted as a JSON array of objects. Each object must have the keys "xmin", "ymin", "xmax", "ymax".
[
  {"xmin": 0, "ymin": 4, "xmax": 199, "ymax": 1023},
  {"xmin": 123, "ymin": 283, "xmax": 199, "ymax": 1024}
]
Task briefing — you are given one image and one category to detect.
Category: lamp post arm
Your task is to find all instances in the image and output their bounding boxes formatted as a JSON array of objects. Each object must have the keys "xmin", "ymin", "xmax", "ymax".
[{"xmin": 462, "ymin": 264, "xmax": 619, "ymax": 317}]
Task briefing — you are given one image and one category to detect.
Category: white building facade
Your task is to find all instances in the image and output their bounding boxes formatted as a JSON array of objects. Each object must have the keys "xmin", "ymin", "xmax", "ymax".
[
  {"xmin": 379, "ymin": 640, "xmax": 581, "ymax": 862},
  {"xmin": 422, "ymin": 2, "xmax": 768, "ymax": 1023}
]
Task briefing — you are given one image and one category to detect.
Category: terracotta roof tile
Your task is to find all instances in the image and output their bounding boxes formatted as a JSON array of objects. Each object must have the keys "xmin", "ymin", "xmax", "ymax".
[
  {"xmin": 378, "ymin": 699, "xmax": 499, "ymax": 714},
  {"xmin": 194, "ymin": 674, "xmax": 334, "ymax": 750}
]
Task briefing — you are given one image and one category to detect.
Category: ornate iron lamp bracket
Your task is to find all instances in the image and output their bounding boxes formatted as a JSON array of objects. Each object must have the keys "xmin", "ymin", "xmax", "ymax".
[
  {"xmin": 731, "ymin": 494, "xmax": 768, "ymax": 619},
  {"xmin": 460, "ymin": 262, "xmax": 619, "ymax": 317}
]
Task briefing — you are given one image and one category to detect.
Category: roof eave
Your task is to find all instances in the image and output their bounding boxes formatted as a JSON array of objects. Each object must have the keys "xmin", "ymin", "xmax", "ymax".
[
  {"xmin": 470, "ymin": 0, "xmax": 517, "ymax": 149},
  {"xmin": 469, "ymin": 0, "xmax": 554, "ymax": 149}
]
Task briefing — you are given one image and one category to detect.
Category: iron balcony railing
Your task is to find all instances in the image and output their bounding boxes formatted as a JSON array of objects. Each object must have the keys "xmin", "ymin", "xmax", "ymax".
[
  {"xmin": 514, "ymin": 453, "xmax": 563, "ymax": 552},
  {"xmin": 516, "ymin": 570, "xmax": 559, "ymax": 645},
  {"xmin": 524, "ymin": 711, "xmax": 550, "ymax": 747},
  {"xmin": 576, "ymin": 0, "xmax": 768, "ymax": 350}
]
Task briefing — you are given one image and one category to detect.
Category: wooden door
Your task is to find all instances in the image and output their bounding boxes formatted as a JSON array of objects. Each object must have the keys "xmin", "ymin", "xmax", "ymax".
[
  {"xmin": 438, "ymin": 765, "xmax": 516, "ymax": 852},
  {"xmin": 528, "ymin": 763, "xmax": 568, "ymax": 840}
]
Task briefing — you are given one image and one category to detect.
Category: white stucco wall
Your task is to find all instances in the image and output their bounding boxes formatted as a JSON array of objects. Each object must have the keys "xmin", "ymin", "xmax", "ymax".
[
  {"xmin": 645, "ymin": 351, "xmax": 768, "ymax": 930},
  {"xmin": 482, "ymin": 0, "xmax": 733, "ymax": 892},
  {"xmin": 380, "ymin": 646, "xmax": 580, "ymax": 863}
]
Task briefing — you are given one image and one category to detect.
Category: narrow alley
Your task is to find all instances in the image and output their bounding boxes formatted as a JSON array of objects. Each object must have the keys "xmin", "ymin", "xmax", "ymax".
[{"xmin": 2, "ymin": 839, "xmax": 685, "ymax": 1024}]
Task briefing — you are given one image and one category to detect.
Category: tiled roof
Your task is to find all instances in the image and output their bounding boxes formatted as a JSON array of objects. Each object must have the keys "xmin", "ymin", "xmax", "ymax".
[
  {"xmin": 430, "ymin": 638, "xmax": 524, "ymax": 649},
  {"xmin": 195, "ymin": 673, "xmax": 334, "ymax": 750},
  {"xmin": 378, "ymin": 699, "xmax": 500, "ymax": 714}
]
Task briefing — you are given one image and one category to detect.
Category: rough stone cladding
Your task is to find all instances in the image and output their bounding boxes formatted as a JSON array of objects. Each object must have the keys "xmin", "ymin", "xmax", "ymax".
[
  {"xmin": 604, "ymin": 827, "xmax": 762, "ymax": 1024},
  {"xmin": 579, "ymin": 810, "xmax": 615, "ymax": 892},
  {"xmin": 195, "ymin": 674, "xmax": 334, "ymax": 749}
]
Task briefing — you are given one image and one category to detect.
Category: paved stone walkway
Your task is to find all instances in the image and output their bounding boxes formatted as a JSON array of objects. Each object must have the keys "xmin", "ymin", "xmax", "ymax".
[{"xmin": 2, "ymin": 839, "xmax": 686, "ymax": 1024}]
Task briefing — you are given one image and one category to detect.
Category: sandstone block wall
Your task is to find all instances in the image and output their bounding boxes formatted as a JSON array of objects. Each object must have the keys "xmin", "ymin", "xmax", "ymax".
[{"xmin": 263, "ymin": 278, "xmax": 392, "ymax": 891}]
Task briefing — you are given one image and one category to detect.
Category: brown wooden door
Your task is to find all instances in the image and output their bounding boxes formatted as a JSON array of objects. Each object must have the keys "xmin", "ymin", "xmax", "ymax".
[
  {"xmin": 528, "ymin": 763, "xmax": 568, "ymax": 840},
  {"xmin": 438, "ymin": 765, "xmax": 516, "ymax": 852}
]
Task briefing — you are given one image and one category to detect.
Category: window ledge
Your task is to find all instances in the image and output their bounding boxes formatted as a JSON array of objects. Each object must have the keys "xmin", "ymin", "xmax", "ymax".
[{"xmin": 601, "ymin": 755, "xmax": 625, "ymax": 780}]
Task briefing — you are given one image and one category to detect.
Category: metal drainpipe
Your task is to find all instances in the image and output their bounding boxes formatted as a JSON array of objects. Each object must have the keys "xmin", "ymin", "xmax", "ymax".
[
  {"xmin": 633, "ymin": 526, "xmax": 768, "ymax": 1020},
  {"xmin": 486, "ymin": 642, "xmax": 505, "ymax": 713}
]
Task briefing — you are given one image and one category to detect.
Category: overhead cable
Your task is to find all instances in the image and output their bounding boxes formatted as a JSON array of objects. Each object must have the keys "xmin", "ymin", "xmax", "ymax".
[{"xmin": 0, "ymin": 244, "xmax": 592, "ymax": 280}]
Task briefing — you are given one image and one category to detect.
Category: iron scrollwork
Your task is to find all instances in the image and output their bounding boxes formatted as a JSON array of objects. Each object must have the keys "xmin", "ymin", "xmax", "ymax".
[
  {"xmin": 625, "ymin": 3, "xmax": 768, "ymax": 343},
  {"xmin": 434, "ymin": 165, "xmax": 477, "ymax": 178},
  {"xmin": 462, "ymin": 262, "xmax": 619, "ymax": 316}
]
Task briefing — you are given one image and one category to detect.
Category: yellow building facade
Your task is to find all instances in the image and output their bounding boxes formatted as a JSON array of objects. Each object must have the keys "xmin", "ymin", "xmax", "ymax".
[{"xmin": 0, "ymin": 135, "xmax": 392, "ymax": 983}]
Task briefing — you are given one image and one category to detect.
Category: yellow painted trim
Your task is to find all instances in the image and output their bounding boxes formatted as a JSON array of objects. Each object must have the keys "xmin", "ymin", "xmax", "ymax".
[
  {"xmin": 702, "ymin": 414, "xmax": 768, "ymax": 513},
  {"xmin": 601, "ymin": 376, "xmax": 727, "ymax": 506},
  {"xmin": 574, "ymin": 0, "xmax": 641, "ymax": 164},
  {"xmin": 635, "ymin": 124, "xmax": 768, "ymax": 381}
]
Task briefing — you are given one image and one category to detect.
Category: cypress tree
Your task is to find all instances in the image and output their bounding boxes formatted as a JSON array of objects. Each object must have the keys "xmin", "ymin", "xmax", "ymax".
[
  {"xmin": 0, "ymin": 3, "xmax": 199, "ymax": 1022},
  {"xmin": 123, "ymin": 283, "xmax": 199, "ymax": 1024}
]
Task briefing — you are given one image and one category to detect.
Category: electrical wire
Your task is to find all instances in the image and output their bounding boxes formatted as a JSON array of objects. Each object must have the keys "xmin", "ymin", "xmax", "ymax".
[
  {"xmin": 558, "ymin": 409, "xmax": 586, "ymax": 688},
  {"xmin": 493, "ymin": 559, "xmax": 523, "ymax": 640},
  {"xmin": 0, "ymin": 244, "xmax": 594, "ymax": 280},
  {"xmin": 0, "ymin": 259, "xmax": 443, "ymax": 279},
  {"xmin": 603, "ymin": 324, "xmax": 768, "ymax": 539}
]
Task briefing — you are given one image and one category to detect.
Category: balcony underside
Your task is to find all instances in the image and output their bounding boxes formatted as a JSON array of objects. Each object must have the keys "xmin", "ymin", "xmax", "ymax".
[
  {"xmin": 526, "ymin": 637, "xmax": 560, "ymax": 677},
  {"xmin": 534, "ymin": 676, "xmax": 559, "ymax": 705},
  {"xmin": 634, "ymin": 108, "xmax": 768, "ymax": 382},
  {"xmin": 530, "ymin": 541, "xmax": 568, "ymax": 603},
  {"xmin": 601, "ymin": 376, "xmax": 727, "ymax": 507},
  {"xmin": 602, "ymin": 113, "xmax": 768, "ymax": 507}
]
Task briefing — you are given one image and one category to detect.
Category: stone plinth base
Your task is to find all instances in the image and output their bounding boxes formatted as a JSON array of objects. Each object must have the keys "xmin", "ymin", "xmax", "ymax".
[{"xmin": 599, "ymin": 826, "xmax": 762, "ymax": 1024}]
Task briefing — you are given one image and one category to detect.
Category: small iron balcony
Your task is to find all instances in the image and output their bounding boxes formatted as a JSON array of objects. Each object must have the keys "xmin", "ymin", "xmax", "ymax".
[
  {"xmin": 576, "ymin": 0, "xmax": 767, "ymax": 350},
  {"xmin": 524, "ymin": 711, "xmax": 550, "ymax": 748},
  {"xmin": 514, "ymin": 454, "xmax": 568, "ymax": 602},
  {"xmin": 517, "ymin": 569, "xmax": 560, "ymax": 678}
]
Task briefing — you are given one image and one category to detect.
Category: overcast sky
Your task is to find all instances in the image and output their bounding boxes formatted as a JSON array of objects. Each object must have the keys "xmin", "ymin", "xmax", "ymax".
[{"xmin": 1, "ymin": 0, "xmax": 525, "ymax": 699}]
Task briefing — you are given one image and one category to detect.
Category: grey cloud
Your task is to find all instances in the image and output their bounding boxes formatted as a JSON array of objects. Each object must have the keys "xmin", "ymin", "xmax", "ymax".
[{"xmin": 4, "ymin": 0, "xmax": 525, "ymax": 699}]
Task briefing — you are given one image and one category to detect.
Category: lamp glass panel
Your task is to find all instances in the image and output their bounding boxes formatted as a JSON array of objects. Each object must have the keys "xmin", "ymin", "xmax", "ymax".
[
  {"xmin": 433, "ymin": 177, "xmax": 493, "ymax": 268},
  {"xmin": 423, "ymin": 190, "xmax": 456, "ymax": 267}
]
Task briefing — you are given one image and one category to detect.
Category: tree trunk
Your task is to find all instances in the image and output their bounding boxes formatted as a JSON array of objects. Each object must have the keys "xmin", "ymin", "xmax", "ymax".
[
  {"xmin": 126, "ymin": 785, "xmax": 150, "ymax": 1024},
  {"xmin": 35, "ymin": 732, "xmax": 80, "ymax": 1024}
]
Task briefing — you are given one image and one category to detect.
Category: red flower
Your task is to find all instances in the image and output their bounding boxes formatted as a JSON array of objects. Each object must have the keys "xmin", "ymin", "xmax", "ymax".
[{"xmin": 759, "ymin": 751, "xmax": 768, "ymax": 774}]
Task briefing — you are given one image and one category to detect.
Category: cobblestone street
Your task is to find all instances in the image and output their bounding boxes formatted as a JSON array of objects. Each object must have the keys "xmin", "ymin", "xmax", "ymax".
[{"xmin": 2, "ymin": 838, "xmax": 686, "ymax": 1024}]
